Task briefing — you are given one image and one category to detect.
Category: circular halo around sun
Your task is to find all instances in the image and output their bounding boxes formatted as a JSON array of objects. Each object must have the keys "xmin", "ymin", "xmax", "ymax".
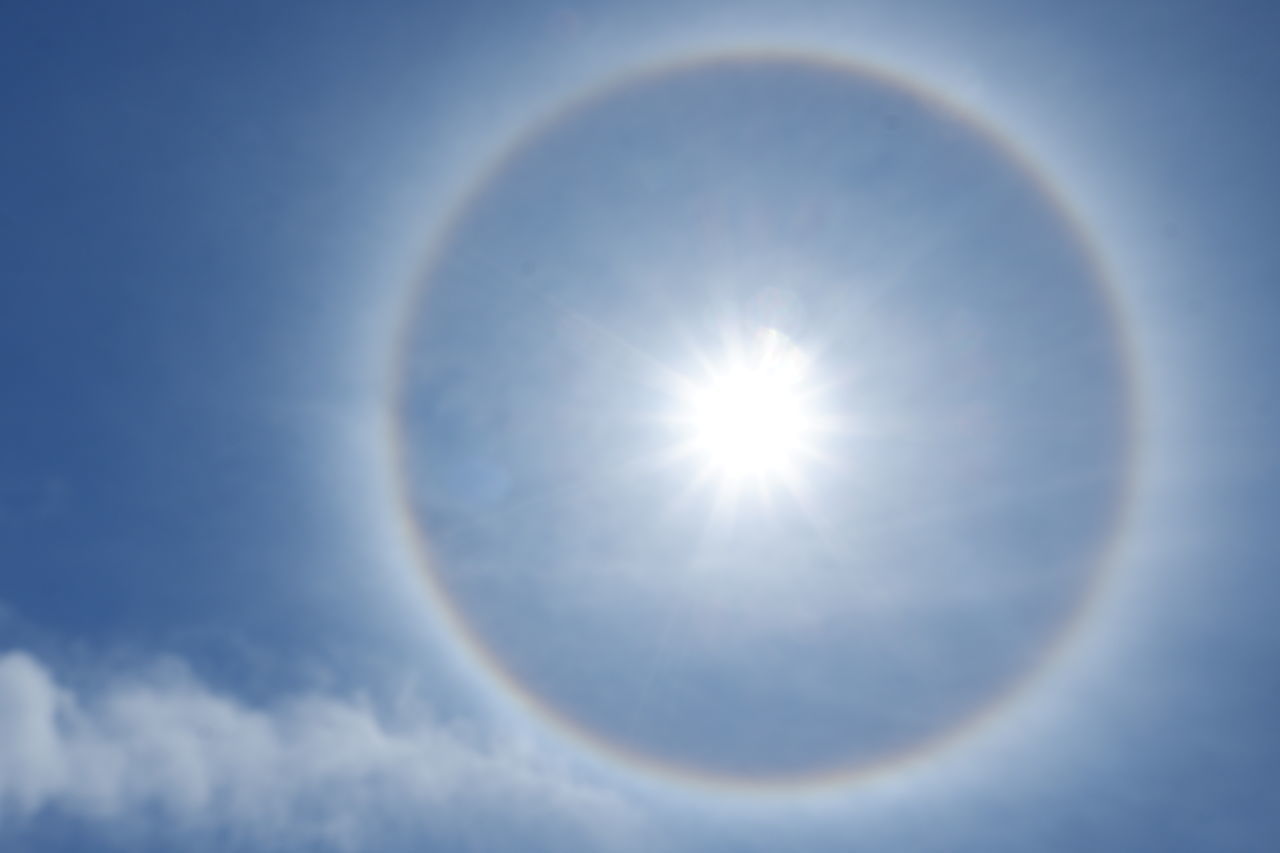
[{"xmin": 391, "ymin": 53, "xmax": 1136, "ymax": 789}]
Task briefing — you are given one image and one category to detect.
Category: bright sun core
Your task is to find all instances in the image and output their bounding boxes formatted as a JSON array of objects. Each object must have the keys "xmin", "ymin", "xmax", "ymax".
[{"xmin": 681, "ymin": 328, "xmax": 819, "ymax": 483}]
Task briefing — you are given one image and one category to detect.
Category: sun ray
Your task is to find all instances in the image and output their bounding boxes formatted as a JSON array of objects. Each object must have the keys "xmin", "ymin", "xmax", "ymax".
[{"xmin": 667, "ymin": 327, "xmax": 829, "ymax": 505}]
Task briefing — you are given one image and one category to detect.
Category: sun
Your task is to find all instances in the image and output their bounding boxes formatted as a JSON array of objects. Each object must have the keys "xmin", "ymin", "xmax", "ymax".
[{"xmin": 679, "ymin": 328, "xmax": 819, "ymax": 485}]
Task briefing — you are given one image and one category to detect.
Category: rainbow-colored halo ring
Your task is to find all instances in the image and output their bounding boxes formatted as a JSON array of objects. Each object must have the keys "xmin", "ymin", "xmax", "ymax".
[{"xmin": 387, "ymin": 48, "xmax": 1140, "ymax": 796}]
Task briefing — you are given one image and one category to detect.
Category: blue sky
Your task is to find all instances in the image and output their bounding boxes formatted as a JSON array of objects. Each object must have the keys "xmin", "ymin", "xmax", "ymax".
[{"xmin": 2, "ymin": 1, "xmax": 1278, "ymax": 851}]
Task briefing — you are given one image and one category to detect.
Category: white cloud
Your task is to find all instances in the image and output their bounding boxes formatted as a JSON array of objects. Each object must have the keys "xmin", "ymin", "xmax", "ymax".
[{"xmin": 0, "ymin": 651, "xmax": 646, "ymax": 850}]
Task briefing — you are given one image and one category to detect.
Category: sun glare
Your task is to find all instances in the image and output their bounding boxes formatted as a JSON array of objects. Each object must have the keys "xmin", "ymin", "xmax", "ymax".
[{"xmin": 682, "ymin": 328, "xmax": 818, "ymax": 484}]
